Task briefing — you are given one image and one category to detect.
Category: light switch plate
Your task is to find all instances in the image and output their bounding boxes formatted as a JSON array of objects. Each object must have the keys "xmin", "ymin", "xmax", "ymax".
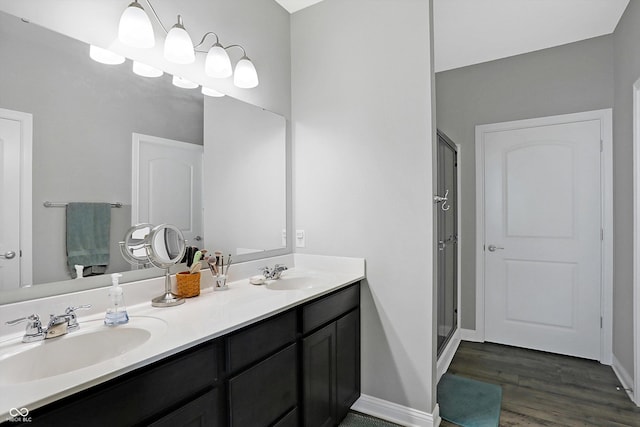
[{"xmin": 296, "ymin": 230, "xmax": 305, "ymax": 248}]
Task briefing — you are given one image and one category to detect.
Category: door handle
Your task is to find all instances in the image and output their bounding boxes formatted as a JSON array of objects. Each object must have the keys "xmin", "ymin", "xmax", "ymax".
[
  {"xmin": 194, "ymin": 236, "xmax": 202, "ymax": 242},
  {"xmin": 487, "ymin": 244, "xmax": 504, "ymax": 252},
  {"xmin": 0, "ymin": 251, "xmax": 16, "ymax": 259}
]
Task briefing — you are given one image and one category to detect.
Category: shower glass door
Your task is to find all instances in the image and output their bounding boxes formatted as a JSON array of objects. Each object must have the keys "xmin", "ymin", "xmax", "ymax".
[{"xmin": 436, "ymin": 130, "xmax": 458, "ymax": 357}]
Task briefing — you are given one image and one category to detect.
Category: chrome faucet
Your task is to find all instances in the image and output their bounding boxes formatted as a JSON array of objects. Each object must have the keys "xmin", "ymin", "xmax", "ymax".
[
  {"xmin": 260, "ymin": 264, "xmax": 288, "ymax": 280},
  {"xmin": 6, "ymin": 305, "xmax": 91, "ymax": 342}
]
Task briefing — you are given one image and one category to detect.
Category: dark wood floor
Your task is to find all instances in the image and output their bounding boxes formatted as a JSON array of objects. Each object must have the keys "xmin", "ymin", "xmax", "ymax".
[{"xmin": 440, "ymin": 341, "xmax": 640, "ymax": 427}]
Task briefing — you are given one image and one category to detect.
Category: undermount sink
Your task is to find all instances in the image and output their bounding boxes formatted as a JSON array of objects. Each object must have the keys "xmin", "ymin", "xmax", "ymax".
[
  {"xmin": 265, "ymin": 270, "xmax": 335, "ymax": 290},
  {"xmin": 0, "ymin": 316, "xmax": 166, "ymax": 385}
]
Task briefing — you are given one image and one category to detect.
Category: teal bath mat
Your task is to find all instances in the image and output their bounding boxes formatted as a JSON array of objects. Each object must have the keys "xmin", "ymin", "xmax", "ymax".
[{"xmin": 437, "ymin": 373, "xmax": 502, "ymax": 427}]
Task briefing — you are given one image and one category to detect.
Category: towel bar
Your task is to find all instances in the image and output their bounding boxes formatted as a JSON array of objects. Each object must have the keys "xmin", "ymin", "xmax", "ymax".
[{"xmin": 43, "ymin": 201, "xmax": 123, "ymax": 208}]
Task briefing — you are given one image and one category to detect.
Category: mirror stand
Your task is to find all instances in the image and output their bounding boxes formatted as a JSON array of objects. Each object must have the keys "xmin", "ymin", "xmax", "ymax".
[{"xmin": 151, "ymin": 268, "xmax": 184, "ymax": 308}]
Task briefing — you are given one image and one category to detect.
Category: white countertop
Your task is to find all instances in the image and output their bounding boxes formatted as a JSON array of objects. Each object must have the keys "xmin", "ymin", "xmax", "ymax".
[{"xmin": 0, "ymin": 254, "xmax": 365, "ymax": 420}]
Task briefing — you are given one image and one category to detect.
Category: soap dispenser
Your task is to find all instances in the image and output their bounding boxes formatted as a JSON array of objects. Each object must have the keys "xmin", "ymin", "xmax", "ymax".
[{"xmin": 104, "ymin": 273, "xmax": 129, "ymax": 326}]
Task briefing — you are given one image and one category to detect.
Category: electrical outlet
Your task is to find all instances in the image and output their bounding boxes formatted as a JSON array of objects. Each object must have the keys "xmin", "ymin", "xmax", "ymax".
[{"xmin": 296, "ymin": 230, "xmax": 305, "ymax": 248}]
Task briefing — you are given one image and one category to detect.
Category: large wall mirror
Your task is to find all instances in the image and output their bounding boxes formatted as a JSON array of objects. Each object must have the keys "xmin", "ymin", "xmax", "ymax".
[{"xmin": 0, "ymin": 10, "xmax": 290, "ymax": 304}]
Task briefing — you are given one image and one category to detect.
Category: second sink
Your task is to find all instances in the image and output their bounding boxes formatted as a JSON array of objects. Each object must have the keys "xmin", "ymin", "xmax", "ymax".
[{"xmin": 265, "ymin": 270, "xmax": 335, "ymax": 291}]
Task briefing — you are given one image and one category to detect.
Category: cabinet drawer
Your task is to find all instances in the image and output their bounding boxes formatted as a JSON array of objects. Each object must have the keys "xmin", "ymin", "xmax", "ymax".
[
  {"xmin": 229, "ymin": 344, "xmax": 298, "ymax": 427},
  {"xmin": 227, "ymin": 310, "xmax": 297, "ymax": 373},
  {"xmin": 303, "ymin": 283, "xmax": 359, "ymax": 334},
  {"xmin": 23, "ymin": 340, "xmax": 220, "ymax": 427},
  {"xmin": 149, "ymin": 388, "xmax": 224, "ymax": 427}
]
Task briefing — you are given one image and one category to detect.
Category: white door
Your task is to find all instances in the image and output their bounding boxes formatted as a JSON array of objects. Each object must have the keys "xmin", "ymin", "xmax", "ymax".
[
  {"xmin": 132, "ymin": 134, "xmax": 204, "ymax": 248},
  {"xmin": 483, "ymin": 119, "xmax": 602, "ymax": 360},
  {"xmin": 0, "ymin": 109, "xmax": 32, "ymax": 290}
]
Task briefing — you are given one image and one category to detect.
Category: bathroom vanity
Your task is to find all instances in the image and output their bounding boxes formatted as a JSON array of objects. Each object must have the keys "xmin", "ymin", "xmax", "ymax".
[{"xmin": 0, "ymin": 255, "xmax": 364, "ymax": 427}]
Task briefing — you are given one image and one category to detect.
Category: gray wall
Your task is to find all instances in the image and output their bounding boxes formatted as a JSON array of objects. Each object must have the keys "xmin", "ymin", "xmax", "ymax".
[
  {"xmin": 613, "ymin": 0, "xmax": 640, "ymax": 381},
  {"xmin": 292, "ymin": 0, "xmax": 437, "ymax": 412},
  {"xmin": 435, "ymin": 35, "xmax": 614, "ymax": 331},
  {"xmin": 0, "ymin": 12, "xmax": 203, "ymax": 283}
]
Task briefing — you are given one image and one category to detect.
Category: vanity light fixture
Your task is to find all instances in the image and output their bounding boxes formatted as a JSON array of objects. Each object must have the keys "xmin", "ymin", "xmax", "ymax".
[
  {"xmin": 233, "ymin": 54, "xmax": 259, "ymax": 89},
  {"xmin": 164, "ymin": 15, "xmax": 195, "ymax": 64},
  {"xmin": 113, "ymin": 0, "xmax": 259, "ymax": 88},
  {"xmin": 202, "ymin": 87, "xmax": 225, "ymax": 97},
  {"xmin": 203, "ymin": 34, "xmax": 232, "ymax": 78},
  {"xmin": 172, "ymin": 75, "xmax": 199, "ymax": 89},
  {"xmin": 132, "ymin": 61, "xmax": 163, "ymax": 78},
  {"xmin": 89, "ymin": 45, "xmax": 125, "ymax": 65},
  {"xmin": 118, "ymin": 0, "xmax": 155, "ymax": 49}
]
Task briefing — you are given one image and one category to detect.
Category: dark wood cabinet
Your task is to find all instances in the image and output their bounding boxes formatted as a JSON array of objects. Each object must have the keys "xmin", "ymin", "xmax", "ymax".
[
  {"xmin": 303, "ymin": 322, "xmax": 337, "ymax": 427},
  {"xmin": 12, "ymin": 340, "xmax": 222, "ymax": 427},
  {"xmin": 336, "ymin": 309, "xmax": 360, "ymax": 421},
  {"xmin": 149, "ymin": 388, "xmax": 224, "ymax": 427},
  {"xmin": 229, "ymin": 344, "xmax": 297, "ymax": 427},
  {"xmin": 4, "ymin": 282, "xmax": 361, "ymax": 427},
  {"xmin": 302, "ymin": 286, "xmax": 361, "ymax": 427}
]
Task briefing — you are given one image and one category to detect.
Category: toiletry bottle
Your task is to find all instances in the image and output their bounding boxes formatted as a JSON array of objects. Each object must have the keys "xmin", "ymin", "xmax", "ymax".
[
  {"xmin": 104, "ymin": 273, "xmax": 129, "ymax": 325},
  {"xmin": 75, "ymin": 264, "xmax": 84, "ymax": 279}
]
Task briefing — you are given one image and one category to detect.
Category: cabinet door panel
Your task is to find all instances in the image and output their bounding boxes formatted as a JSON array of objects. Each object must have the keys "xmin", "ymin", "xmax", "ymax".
[
  {"xmin": 273, "ymin": 407, "xmax": 299, "ymax": 427},
  {"xmin": 229, "ymin": 344, "xmax": 297, "ymax": 427},
  {"xmin": 303, "ymin": 322, "xmax": 336, "ymax": 427},
  {"xmin": 336, "ymin": 309, "xmax": 360, "ymax": 422},
  {"xmin": 149, "ymin": 388, "xmax": 223, "ymax": 427}
]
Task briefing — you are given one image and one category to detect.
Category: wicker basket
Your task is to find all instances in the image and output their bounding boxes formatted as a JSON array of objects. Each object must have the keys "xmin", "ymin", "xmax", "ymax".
[{"xmin": 176, "ymin": 271, "xmax": 201, "ymax": 298}]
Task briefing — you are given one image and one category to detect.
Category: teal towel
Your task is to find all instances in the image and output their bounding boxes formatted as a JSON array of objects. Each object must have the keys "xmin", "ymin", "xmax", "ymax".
[{"xmin": 66, "ymin": 203, "xmax": 111, "ymax": 278}]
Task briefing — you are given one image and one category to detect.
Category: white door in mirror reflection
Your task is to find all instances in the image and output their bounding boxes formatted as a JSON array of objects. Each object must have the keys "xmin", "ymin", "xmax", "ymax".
[
  {"xmin": 0, "ymin": 109, "xmax": 32, "ymax": 290},
  {"xmin": 132, "ymin": 134, "xmax": 204, "ymax": 250}
]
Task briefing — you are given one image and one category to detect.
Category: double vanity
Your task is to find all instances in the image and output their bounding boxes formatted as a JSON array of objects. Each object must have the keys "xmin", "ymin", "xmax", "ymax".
[{"xmin": 0, "ymin": 254, "xmax": 365, "ymax": 426}]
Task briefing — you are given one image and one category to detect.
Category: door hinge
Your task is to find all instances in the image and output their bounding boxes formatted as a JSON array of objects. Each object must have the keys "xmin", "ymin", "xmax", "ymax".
[
  {"xmin": 600, "ymin": 139, "xmax": 603, "ymax": 152},
  {"xmin": 601, "ymin": 228, "xmax": 604, "ymax": 241},
  {"xmin": 600, "ymin": 317, "xmax": 603, "ymax": 328}
]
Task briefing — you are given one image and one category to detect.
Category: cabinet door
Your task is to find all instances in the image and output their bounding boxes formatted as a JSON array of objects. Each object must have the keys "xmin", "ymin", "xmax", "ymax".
[
  {"xmin": 336, "ymin": 309, "xmax": 360, "ymax": 422},
  {"xmin": 149, "ymin": 388, "xmax": 223, "ymax": 427},
  {"xmin": 228, "ymin": 344, "xmax": 297, "ymax": 427},
  {"xmin": 303, "ymin": 322, "xmax": 336, "ymax": 427}
]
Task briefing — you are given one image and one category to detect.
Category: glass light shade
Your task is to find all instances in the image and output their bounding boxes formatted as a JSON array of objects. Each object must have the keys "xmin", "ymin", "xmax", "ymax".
[
  {"xmin": 118, "ymin": 1, "xmax": 155, "ymax": 48},
  {"xmin": 164, "ymin": 17, "xmax": 195, "ymax": 64},
  {"xmin": 172, "ymin": 75, "xmax": 198, "ymax": 89},
  {"xmin": 89, "ymin": 45, "xmax": 125, "ymax": 65},
  {"xmin": 202, "ymin": 87, "xmax": 225, "ymax": 97},
  {"xmin": 205, "ymin": 44, "xmax": 232, "ymax": 78},
  {"xmin": 132, "ymin": 61, "xmax": 163, "ymax": 78},
  {"xmin": 233, "ymin": 56, "xmax": 259, "ymax": 89}
]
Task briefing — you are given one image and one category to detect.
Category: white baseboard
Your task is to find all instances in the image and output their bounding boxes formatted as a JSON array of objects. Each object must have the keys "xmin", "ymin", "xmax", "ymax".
[
  {"xmin": 612, "ymin": 354, "xmax": 636, "ymax": 404},
  {"xmin": 437, "ymin": 329, "xmax": 460, "ymax": 381},
  {"xmin": 352, "ymin": 394, "xmax": 440, "ymax": 427},
  {"xmin": 460, "ymin": 328, "xmax": 483, "ymax": 342}
]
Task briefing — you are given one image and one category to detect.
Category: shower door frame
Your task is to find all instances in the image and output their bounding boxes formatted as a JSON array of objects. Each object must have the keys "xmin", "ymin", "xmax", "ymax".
[{"xmin": 436, "ymin": 130, "xmax": 460, "ymax": 367}]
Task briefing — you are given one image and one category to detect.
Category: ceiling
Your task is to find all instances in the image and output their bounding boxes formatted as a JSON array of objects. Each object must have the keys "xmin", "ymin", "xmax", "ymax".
[{"xmin": 275, "ymin": 0, "xmax": 630, "ymax": 72}]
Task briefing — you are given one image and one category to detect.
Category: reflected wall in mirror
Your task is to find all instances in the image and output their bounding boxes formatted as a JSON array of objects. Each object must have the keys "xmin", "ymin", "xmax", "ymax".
[
  {"xmin": 0, "ymin": 10, "xmax": 202, "ymax": 290},
  {"xmin": 204, "ymin": 97, "xmax": 286, "ymax": 256},
  {"xmin": 0, "ymin": 10, "xmax": 289, "ymax": 304}
]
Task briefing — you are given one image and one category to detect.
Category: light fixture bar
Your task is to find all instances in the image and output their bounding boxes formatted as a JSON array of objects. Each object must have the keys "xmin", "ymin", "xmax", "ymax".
[{"xmin": 111, "ymin": 0, "xmax": 259, "ymax": 88}]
